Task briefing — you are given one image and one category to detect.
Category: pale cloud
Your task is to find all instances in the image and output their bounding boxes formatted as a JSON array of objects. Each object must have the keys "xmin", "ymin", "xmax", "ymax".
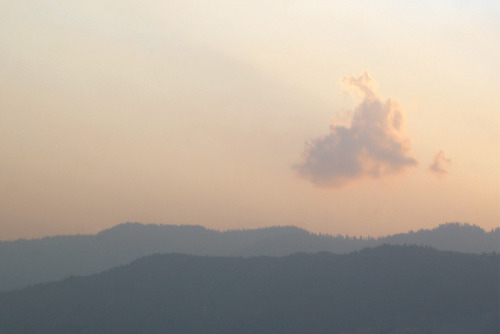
[
  {"xmin": 428, "ymin": 150, "xmax": 451, "ymax": 177},
  {"xmin": 294, "ymin": 72, "xmax": 418, "ymax": 188}
]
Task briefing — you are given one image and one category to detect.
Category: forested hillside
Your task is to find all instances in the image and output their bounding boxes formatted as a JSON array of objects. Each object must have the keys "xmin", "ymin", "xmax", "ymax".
[{"xmin": 0, "ymin": 245, "xmax": 497, "ymax": 333}]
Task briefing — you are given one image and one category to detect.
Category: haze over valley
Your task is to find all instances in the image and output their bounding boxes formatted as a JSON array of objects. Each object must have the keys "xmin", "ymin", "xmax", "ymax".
[{"xmin": 1, "ymin": 222, "xmax": 497, "ymax": 292}]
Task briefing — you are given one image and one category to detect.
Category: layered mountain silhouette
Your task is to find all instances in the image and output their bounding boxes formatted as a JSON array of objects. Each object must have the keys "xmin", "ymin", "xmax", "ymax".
[
  {"xmin": 0, "ymin": 245, "xmax": 497, "ymax": 333},
  {"xmin": 0, "ymin": 222, "xmax": 497, "ymax": 291}
]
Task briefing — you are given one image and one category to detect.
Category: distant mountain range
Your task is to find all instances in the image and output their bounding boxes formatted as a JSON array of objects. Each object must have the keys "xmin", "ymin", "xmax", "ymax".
[
  {"xmin": 0, "ymin": 245, "xmax": 497, "ymax": 333},
  {"xmin": 0, "ymin": 222, "xmax": 497, "ymax": 291}
]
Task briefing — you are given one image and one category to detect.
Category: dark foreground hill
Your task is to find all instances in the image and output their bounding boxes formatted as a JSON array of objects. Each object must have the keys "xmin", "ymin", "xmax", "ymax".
[
  {"xmin": 0, "ymin": 222, "xmax": 498, "ymax": 291},
  {"xmin": 0, "ymin": 245, "xmax": 498, "ymax": 334}
]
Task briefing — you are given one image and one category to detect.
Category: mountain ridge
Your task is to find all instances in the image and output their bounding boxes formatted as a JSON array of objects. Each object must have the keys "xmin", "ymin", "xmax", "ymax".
[
  {"xmin": 0, "ymin": 245, "xmax": 497, "ymax": 333},
  {"xmin": 0, "ymin": 222, "xmax": 498, "ymax": 292}
]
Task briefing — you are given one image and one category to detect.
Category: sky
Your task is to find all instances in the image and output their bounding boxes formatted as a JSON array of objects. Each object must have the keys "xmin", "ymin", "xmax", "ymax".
[{"xmin": 1, "ymin": 0, "xmax": 499, "ymax": 240}]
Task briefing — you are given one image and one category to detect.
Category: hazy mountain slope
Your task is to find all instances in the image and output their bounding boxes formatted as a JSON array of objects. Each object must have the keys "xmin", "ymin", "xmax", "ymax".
[
  {"xmin": 0, "ymin": 246, "xmax": 497, "ymax": 334},
  {"xmin": 381, "ymin": 223, "xmax": 500, "ymax": 254},
  {"xmin": 0, "ymin": 222, "xmax": 497, "ymax": 291}
]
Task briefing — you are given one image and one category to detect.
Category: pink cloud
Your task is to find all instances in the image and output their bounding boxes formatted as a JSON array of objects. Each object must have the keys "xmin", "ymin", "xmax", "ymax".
[
  {"xmin": 428, "ymin": 150, "xmax": 451, "ymax": 177},
  {"xmin": 295, "ymin": 72, "xmax": 418, "ymax": 188}
]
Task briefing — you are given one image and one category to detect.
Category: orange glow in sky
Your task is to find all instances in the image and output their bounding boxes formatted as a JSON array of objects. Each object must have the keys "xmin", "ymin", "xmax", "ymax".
[{"xmin": 1, "ymin": 1, "xmax": 498, "ymax": 239}]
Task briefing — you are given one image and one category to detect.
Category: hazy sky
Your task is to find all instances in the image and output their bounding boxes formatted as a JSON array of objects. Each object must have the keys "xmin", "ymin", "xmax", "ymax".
[{"xmin": 1, "ymin": 1, "xmax": 499, "ymax": 240}]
